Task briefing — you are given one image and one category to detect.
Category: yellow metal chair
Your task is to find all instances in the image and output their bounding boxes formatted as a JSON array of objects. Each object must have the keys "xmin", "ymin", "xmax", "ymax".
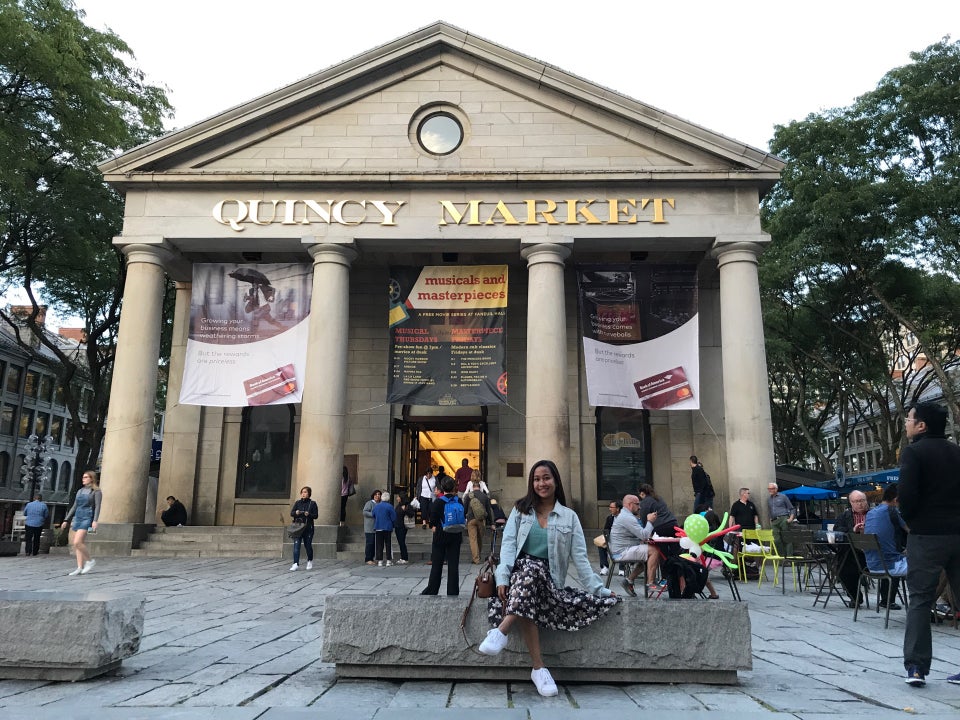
[
  {"xmin": 756, "ymin": 529, "xmax": 786, "ymax": 588},
  {"xmin": 738, "ymin": 529, "xmax": 765, "ymax": 582}
]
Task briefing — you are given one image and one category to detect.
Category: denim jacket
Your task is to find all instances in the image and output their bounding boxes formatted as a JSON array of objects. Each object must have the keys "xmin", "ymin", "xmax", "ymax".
[{"xmin": 495, "ymin": 502, "xmax": 611, "ymax": 597}]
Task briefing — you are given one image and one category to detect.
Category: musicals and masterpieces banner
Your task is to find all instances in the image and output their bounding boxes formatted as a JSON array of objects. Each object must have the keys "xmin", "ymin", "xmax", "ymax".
[
  {"xmin": 387, "ymin": 265, "xmax": 508, "ymax": 406},
  {"xmin": 180, "ymin": 263, "xmax": 312, "ymax": 406},
  {"xmin": 577, "ymin": 264, "xmax": 699, "ymax": 410}
]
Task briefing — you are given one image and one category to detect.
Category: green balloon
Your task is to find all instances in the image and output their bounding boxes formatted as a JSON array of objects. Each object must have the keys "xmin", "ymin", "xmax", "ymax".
[{"xmin": 683, "ymin": 513, "xmax": 709, "ymax": 546}]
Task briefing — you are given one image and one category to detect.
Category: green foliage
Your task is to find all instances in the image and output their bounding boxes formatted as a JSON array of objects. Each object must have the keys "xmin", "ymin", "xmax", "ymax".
[
  {"xmin": 0, "ymin": 0, "xmax": 171, "ymax": 486},
  {"xmin": 762, "ymin": 36, "xmax": 960, "ymax": 469}
]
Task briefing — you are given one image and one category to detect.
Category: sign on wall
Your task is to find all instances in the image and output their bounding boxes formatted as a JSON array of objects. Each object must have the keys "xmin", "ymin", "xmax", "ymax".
[
  {"xmin": 577, "ymin": 264, "xmax": 699, "ymax": 410},
  {"xmin": 387, "ymin": 265, "xmax": 508, "ymax": 406},
  {"xmin": 180, "ymin": 263, "xmax": 312, "ymax": 406}
]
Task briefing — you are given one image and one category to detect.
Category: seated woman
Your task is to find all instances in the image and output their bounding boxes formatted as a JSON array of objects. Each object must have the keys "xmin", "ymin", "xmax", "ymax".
[{"xmin": 477, "ymin": 459, "xmax": 618, "ymax": 697}]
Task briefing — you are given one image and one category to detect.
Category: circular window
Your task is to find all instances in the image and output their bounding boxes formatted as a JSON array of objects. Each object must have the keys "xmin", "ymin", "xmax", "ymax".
[{"xmin": 417, "ymin": 113, "xmax": 463, "ymax": 155}]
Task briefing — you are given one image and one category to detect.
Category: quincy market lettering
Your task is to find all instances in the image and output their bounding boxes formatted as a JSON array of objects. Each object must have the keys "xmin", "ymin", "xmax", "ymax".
[{"xmin": 212, "ymin": 198, "xmax": 675, "ymax": 231}]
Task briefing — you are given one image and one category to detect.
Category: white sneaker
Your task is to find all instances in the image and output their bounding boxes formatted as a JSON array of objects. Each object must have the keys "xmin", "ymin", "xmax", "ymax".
[
  {"xmin": 305, "ymin": 561, "xmax": 313, "ymax": 570},
  {"xmin": 385, "ymin": 560, "xmax": 393, "ymax": 567},
  {"xmin": 68, "ymin": 567, "xmax": 82, "ymax": 576},
  {"xmin": 396, "ymin": 559, "xmax": 408, "ymax": 565},
  {"xmin": 618, "ymin": 569, "xmax": 625, "ymax": 576},
  {"xmin": 378, "ymin": 560, "xmax": 384, "ymax": 567},
  {"xmin": 531, "ymin": 667, "xmax": 558, "ymax": 697},
  {"xmin": 80, "ymin": 559, "xmax": 96, "ymax": 574},
  {"xmin": 599, "ymin": 567, "xmax": 608, "ymax": 576},
  {"xmin": 478, "ymin": 628, "xmax": 509, "ymax": 656},
  {"xmin": 289, "ymin": 564, "xmax": 299, "ymax": 571}
]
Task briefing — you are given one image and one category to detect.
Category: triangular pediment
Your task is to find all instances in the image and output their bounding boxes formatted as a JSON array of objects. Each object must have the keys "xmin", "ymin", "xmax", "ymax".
[{"xmin": 100, "ymin": 22, "xmax": 783, "ymax": 186}]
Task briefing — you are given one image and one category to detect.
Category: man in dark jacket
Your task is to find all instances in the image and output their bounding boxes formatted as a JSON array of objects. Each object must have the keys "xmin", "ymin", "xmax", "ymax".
[
  {"xmin": 690, "ymin": 455, "xmax": 714, "ymax": 510},
  {"xmin": 898, "ymin": 402, "xmax": 960, "ymax": 687},
  {"xmin": 161, "ymin": 496, "xmax": 188, "ymax": 526}
]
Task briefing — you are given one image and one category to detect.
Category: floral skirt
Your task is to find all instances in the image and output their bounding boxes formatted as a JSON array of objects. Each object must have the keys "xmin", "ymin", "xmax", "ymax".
[{"xmin": 488, "ymin": 554, "xmax": 620, "ymax": 631}]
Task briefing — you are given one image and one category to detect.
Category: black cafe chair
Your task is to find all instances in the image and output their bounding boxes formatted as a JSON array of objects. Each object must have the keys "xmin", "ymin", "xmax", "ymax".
[{"xmin": 848, "ymin": 533, "xmax": 908, "ymax": 629}]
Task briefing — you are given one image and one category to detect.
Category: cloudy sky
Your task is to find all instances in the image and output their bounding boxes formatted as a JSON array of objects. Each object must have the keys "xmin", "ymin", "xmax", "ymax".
[{"xmin": 75, "ymin": 0, "xmax": 958, "ymax": 151}]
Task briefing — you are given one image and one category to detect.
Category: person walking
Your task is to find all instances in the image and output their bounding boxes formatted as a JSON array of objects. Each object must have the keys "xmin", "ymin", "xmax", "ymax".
[
  {"xmin": 463, "ymin": 479, "xmax": 493, "ymax": 564},
  {"xmin": 898, "ymin": 402, "xmax": 960, "ymax": 687},
  {"xmin": 289, "ymin": 486, "xmax": 318, "ymax": 571},
  {"xmin": 362, "ymin": 490, "xmax": 381, "ymax": 565},
  {"xmin": 393, "ymin": 493, "xmax": 413, "ymax": 564},
  {"xmin": 340, "ymin": 466, "xmax": 355, "ymax": 526},
  {"xmin": 60, "ymin": 470, "xmax": 102, "ymax": 576},
  {"xmin": 23, "ymin": 493, "xmax": 49, "ymax": 556},
  {"xmin": 372, "ymin": 492, "xmax": 397, "ymax": 566},
  {"xmin": 477, "ymin": 459, "xmax": 618, "ymax": 697},
  {"xmin": 420, "ymin": 476, "xmax": 462, "ymax": 595},
  {"xmin": 690, "ymin": 455, "xmax": 714, "ymax": 511},
  {"xmin": 417, "ymin": 468, "xmax": 436, "ymax": 529}
]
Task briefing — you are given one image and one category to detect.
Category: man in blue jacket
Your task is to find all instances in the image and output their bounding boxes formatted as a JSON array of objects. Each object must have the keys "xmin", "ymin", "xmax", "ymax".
[
  {"xmin": 898, "ymin": 402, "xmax": 960, "ymax": 687},
  {"xmin": 23, "ymin": 493, "xmax": 49, "ymax": 556}
]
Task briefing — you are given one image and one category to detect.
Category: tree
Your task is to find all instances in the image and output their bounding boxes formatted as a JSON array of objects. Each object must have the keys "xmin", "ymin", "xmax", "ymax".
[
  {"xmin": 762, "ymin": 37, "xmax": 960, "ymax": 467},
  {"xmin": 0, "ymin": 0, "xmax": 171, "ymax": 489}
]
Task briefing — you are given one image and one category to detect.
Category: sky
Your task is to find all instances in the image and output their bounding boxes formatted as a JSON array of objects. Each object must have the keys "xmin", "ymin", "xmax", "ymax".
[{"xmin": 73, "ymin": 0, "xmax": 959, "ymax": 152}]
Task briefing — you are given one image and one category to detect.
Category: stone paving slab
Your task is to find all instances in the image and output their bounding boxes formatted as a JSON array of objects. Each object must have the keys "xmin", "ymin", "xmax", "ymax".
[{"xmin": 0, "ymin": 556, "xmax": 958, "ymax": 716}]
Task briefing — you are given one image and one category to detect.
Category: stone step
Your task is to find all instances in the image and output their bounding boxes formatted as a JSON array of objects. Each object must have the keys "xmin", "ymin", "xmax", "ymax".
[{"xmin": 131, "ymin": 548, "xmax": 281, "ymax": 558}]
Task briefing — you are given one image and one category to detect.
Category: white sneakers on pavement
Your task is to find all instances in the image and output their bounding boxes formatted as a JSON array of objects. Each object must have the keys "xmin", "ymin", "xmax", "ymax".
[
  {"xmin": 385, "ymin": 560, "xmax": 393, "ymax": 567},
  {"xmin": 599, "ymin": 567, "xmax": 608, "ymax": 576},
  {"xmin": 531, "ymin": 667, "xmax": 558, "ymax": 696},
  {"xmin": 306, "ymin": 561, "xmax": 313, "ymax": 570},
  {"xmin": 68, "ymin": 567, "xmax": 82, "ymax": 576},
  {"xmin": 377, "ymin": 561, "xmax": 384, "ymax": 567},
  {"xmin": 80, "ymin": 559, "xmax": 96, "ymax": 574},
  {"xmin": 396, "ymin": 559, "xmax": 409, "ymax": 565},
  {"xmin": 289, "ymin": 563, "xmax": 298, "ymax": 571},
  {"xmin": 478, "ymin": 628, "xmax": 509, "ymax": 656}
]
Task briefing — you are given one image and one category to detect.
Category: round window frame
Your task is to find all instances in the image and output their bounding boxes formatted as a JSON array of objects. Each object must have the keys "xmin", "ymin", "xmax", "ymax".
[{"xmin": 416, "ymin": 112, "xmax": 464, "ymax": 156}]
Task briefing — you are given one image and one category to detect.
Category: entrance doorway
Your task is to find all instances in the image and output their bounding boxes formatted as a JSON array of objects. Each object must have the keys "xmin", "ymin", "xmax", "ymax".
[{"xmin": 390, "ymin": 414, "xmax": 486, "ymax": 501}]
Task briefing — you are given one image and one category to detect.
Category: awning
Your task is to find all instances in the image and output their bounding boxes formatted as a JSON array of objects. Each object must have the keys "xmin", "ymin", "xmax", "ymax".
[{"xmin": 782, "ymin": 485, "xmax": 839, "ymax": 501}]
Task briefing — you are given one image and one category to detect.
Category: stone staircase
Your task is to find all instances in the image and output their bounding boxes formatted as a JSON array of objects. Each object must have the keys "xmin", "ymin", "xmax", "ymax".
[
  {"xmin": 131, "ymin": 524, "xmax": 508, "ymax": 562},
  {"xmin": 131, "ymin": 526, "xmax": 286, "ymax": 559}
]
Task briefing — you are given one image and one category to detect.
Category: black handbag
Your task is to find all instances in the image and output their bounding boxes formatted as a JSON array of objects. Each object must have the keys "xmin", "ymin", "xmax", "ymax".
[{"xmin": 286, "ymin": 522, "xmax": 307, "ymax": 539}]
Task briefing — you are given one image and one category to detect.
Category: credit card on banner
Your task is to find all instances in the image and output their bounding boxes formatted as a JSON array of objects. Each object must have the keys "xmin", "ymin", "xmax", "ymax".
[
  {"xmin": 243, "ymin": 364, "xmax": 298, "ymax": 405},
  {"xmin": 633, "ymin": 366, "xmax": 693, "ymax": 409}
]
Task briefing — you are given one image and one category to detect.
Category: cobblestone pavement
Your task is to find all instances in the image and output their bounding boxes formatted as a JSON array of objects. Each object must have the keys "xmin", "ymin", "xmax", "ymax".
[{"xmin": 0, "ymin": 554, "xmax": 958, "ymax": 719}]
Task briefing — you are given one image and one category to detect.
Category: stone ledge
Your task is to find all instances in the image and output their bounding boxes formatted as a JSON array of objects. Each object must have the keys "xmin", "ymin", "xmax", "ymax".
[
  {"xmin": 322, "ymin": 594, "xmax": 751, "ymax": 685},
  {"xmin": 0, "ymin": 590, "xmax": 144, "ymax": 681}
]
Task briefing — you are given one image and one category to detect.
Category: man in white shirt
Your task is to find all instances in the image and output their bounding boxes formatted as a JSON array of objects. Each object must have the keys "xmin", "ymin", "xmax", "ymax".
[{"xmin": 609, "ymin": 494, "xmax": 658, "ymax": 597}]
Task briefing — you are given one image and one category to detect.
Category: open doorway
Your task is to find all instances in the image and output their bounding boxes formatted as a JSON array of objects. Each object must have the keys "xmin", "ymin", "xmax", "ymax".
[{"xmin": 390, "ymin": 418, "xmax": 486, "ymax": 501}]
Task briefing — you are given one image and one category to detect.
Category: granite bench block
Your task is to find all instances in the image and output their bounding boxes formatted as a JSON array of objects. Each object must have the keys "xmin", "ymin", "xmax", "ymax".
[
  {"xmin": 0, "ymin": 590, "xmax": 145, "ymax": 681},
  {"xmin": 322, "ymin": 594, "xmax": 751, "ymax": 684}
]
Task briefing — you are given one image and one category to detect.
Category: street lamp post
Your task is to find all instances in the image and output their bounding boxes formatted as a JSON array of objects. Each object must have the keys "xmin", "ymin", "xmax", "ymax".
[{"xmin": 20, "ymin": 433, "xmax": 54, "ymax": 500}]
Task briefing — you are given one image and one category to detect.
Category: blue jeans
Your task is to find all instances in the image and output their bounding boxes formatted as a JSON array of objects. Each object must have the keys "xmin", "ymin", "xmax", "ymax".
[{"xmin": 293, "ymin": 525, "xmax": 314, "ymax": 564}]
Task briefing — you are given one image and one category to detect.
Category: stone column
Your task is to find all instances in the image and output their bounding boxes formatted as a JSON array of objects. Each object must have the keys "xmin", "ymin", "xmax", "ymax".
[
  {"xmin": 157, "ymin": 281, "xmax": 202, "ymax": 523},
  {"xmin": 99, "ymin": 244, "xmax": 170, "ymax": 526},
  {"xmin": 521, "ymin": 242, "xmax": 572, "ymax": 483},
  {"xmin": 714, "ymin": 239, "xmax": 777, "ymax": 518},
  {"xmin": 295, "ymin": 242, "xmax": 357, "ymax": 539}
]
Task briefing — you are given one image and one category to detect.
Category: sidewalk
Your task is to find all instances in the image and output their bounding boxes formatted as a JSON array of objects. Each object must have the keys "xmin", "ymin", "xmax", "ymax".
[{"xmin": 0, "ymin": 554, "xmax": 958, "ymax": 719}]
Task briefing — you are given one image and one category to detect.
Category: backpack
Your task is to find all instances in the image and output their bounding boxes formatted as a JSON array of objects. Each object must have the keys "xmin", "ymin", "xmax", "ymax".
[
  {"xmin": 665, "ymin": 557, "xmax": 709, "ymax": 599},
  {"xmin": 704, "ymin": 472, "xmax": 714, "ymax": 497},
  {"xmin": 440, "ymin": 495, "xmax": 466, "ymax": 533},
  {"xmin": 468, "ymin": 494, "xmax": 487, "ymax": 524}
]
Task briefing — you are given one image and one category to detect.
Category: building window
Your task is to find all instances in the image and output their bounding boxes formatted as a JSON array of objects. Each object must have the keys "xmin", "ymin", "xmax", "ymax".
[
  {"xmin": 45, "ymin": 459, "xmax": 57, "ymax": 491},
  {"xmin": 50, "ymin": 415, "xmax": 63, "ymax": 445},
  {"xmin": 236, "ymin": 405, "xmax": 295, "ymax": 498},
  {"xmin": 0, "ymin": 404, "xmax": 14, "ymax": 435},
  {"xmin": 58, "ymin": 461, "xmax": 72, "ymax": 493},
  {"xmin": 35, "ymin": 411, "xmax": 50, "ymax": 437},
  {"xmin": 596, "ymin": 407, "xmax": 650, "ymax": 500},
  {"xmin": 417, "ymin": 112, "xmax": 463, "ymax": 155},
  {"xmin": 18, "ymin": 409, "xmax": 34, "ymax": 438},
  {"xmin": 54, "ymin": 382, "xmax": 65, "ymax": 406},
  {"xmin": 0, "ymin": 451, "xmax": 8, "ymax": 488},
  {"xmin": 23, "ymin": 370, "xmax": 39, "ymax": 398},
  {"xmin": 6, "ymin": 365, "xmax": 22, "ymax": 394},
  {"xmin": 64, "ymin": 418, "xmax": 75, "ymax": 447},
  {"xmin": 13, "ymin": 453, "xmax": 25, "ymax": 488},
  {"xmin": 38, "ymin": 374, "xmax": 54, "ymax": 403},
  {"xmin": 855, "ymin": 428, "xmax": 864, "ymax": 446}
]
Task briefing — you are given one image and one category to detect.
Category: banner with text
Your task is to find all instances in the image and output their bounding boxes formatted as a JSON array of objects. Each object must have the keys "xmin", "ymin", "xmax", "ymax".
[
  {"xmin": 180, "ymin": 263, "xmax": 312, "ymax": 406},
  {"xmin": 577, "ymin": 264, "xmax": 699, "ymax": 410},
  {"xmin": 387, "ymin": 265, "xmax": 508, "ymax": 406}
]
